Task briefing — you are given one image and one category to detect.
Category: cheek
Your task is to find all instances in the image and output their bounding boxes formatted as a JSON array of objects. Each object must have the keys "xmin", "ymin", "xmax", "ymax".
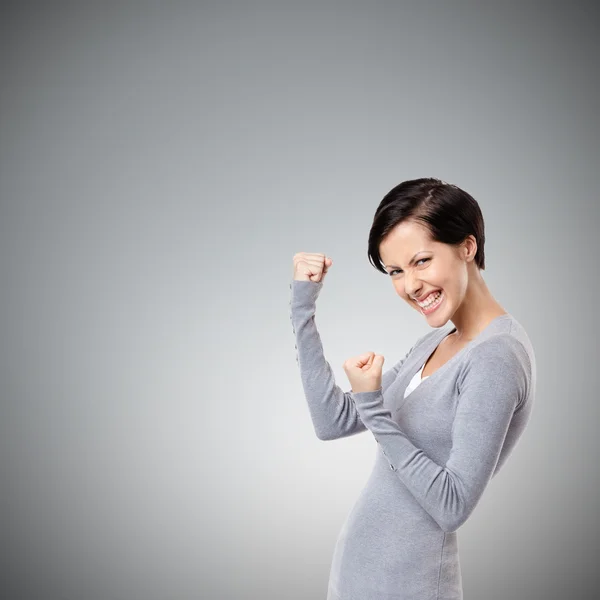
[{"xmin": 395, "ymin": 286, "xmax": 418, "ymax": 309}]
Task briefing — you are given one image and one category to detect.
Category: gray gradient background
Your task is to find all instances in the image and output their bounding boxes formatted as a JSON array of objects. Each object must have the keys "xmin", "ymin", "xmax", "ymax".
[{"xmin": 0, "ymin": 2, "xmax": 598, "ymax": 599}]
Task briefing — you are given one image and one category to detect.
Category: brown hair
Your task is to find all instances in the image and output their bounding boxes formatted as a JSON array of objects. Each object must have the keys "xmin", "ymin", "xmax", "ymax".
[{"xmin": 367, "ymin": 177, "xmax": 486, "ymax": 274}]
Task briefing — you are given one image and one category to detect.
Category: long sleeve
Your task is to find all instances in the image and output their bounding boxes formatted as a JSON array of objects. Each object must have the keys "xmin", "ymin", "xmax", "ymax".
[
  {"xmin": 350, "ymin": 334, "xmax": 530, "ymax": 532},
  {"xmin": 290, "ymin": 280, "xmax": 421, "ymax": 441}
]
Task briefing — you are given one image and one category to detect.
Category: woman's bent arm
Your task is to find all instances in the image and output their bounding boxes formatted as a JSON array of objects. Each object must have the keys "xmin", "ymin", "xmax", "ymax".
[
  {"xmin": 350, "ymin": 335, "xmax": 532, "ymax": 532},
  {"xmin": 290, "ymin": 280, "xmax": 412, "ymax": 441}
]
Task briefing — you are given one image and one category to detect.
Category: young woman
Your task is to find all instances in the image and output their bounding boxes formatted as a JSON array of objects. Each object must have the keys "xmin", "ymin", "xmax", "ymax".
[{"xmin": 289, "ymin": 178, "xmax": 536, "ymax": 600}]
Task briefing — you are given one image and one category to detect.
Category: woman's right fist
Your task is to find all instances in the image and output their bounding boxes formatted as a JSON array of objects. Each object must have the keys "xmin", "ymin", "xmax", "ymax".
[{"xmin": 292, "ymin": 252, "xmax": 333, "ymax": 283}]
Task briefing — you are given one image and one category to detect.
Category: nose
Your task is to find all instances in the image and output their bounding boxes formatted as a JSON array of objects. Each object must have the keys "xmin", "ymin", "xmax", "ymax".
[{"xmin": 404, "ymin": 272, "xmax": 422, "ymax": 299}]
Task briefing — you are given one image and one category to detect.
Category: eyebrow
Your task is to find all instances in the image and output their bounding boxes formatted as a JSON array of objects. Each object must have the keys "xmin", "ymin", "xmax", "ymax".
[{"xmin": 384, "ymin": 251, "xmax": 428, "ymax": 270}]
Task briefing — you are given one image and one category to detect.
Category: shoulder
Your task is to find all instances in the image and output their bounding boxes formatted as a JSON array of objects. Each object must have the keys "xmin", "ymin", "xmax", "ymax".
[
  {"xmin": 475, "ymin": 331, "xmax": 528, "ymax": 356},
  {"xmin": 464, "ymin": 333, "xmax": 531, "ymax": 373},
  {"xmin": 459, "ymin": 333, "xmax": 532, "ymax": 405}
]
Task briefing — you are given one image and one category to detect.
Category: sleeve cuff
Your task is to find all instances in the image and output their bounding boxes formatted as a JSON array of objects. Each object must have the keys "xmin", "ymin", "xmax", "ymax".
[
  {"xmin": 350, "ymin": 388, "xmax": 385, "ymax": 406},
  {"xmin": 290, "ymin": 279, "xmax": 323, "ymax": 309}
]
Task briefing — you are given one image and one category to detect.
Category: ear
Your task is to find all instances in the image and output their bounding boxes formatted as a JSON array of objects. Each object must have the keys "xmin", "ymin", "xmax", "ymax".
[{"xmin": 462, "ymin": 235, "xmax": 477, "ymax": 262}]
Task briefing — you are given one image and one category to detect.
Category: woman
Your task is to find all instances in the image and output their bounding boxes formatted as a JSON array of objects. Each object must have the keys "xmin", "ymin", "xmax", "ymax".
[{"xmin": 289, "ymin": 177, "xmax": 536, "ymax": 600}]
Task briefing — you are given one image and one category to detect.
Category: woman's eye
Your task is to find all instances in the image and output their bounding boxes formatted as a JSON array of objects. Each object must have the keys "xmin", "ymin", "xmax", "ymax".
[{"xmin": 389, "ymin": 258, "xmax": 429, "ymax": 276}]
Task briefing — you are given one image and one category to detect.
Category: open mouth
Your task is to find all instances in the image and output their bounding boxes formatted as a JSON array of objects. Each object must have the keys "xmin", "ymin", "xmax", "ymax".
[{"xmin": 418, "ymin": 290, "xmax": 444, "ymax": 314}]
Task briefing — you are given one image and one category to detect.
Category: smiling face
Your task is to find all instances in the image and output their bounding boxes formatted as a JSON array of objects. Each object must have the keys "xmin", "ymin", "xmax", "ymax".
[{"xmin": 379, "ymin": 219, "xmax": 476, "ymax": 325}]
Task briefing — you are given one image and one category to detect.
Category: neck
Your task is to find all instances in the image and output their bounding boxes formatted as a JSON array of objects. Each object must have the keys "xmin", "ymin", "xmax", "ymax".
[{"xmin": 450, "ymin": 270, "xmax": 507, "ymax": 341}]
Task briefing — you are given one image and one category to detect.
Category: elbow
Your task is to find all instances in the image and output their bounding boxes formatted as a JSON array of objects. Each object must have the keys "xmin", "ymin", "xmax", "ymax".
[
  {"xmin": 314, "ymin": 422, "xmax": 348, "ymax": 441},
  {"xmin": 432, "ymin": 477, "xmax": 478, "ymax": 532},
  {"xmin": 438, "ymin": 516, "xmax": 463, "ymax": 534},
  {"xmin": 315, "ymin": 427, "xmax": 337, "ymax": 441},
  {"xmin": 436, "ymin": 507, "xmax": 472, "ymax": 533}
]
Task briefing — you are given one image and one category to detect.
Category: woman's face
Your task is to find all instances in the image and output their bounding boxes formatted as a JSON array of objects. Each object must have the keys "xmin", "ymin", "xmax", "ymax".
[{"xmin": 379, "ymin": 220, "xmax": 473, "ymax": 326}]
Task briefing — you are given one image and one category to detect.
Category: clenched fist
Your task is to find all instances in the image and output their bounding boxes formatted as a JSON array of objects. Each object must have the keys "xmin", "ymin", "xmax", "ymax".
[
  {"xmin": 292, "ymin": 252, "xmax": 333, "ymax": 283},
  {"xmin": 343, "ymin": 352, "xmax": 386, "ymax": 394}
]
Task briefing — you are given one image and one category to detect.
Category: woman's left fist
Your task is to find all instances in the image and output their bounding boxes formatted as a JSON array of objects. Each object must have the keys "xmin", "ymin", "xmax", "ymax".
[{"xmin": 343, "ymin": 352, "xmax": 385, "ymax": 394}]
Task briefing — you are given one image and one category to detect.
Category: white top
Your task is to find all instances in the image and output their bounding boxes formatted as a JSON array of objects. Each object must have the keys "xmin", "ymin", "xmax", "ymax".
[{"xmin": 403, "ymin": 361, "xmax": 429, "ymax": 398}]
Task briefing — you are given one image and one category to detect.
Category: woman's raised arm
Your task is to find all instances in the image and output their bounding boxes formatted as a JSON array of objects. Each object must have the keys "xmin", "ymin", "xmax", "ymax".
[{"xmin": 290, "ymin": 277, "xmax": 418, "ymax": 441}]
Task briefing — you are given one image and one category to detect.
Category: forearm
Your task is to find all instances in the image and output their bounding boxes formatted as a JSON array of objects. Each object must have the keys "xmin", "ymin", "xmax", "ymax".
[
  {"xmin": 351, "ymin": 388, "xmax": 467, "ymax": 531},
  {"xmin": 290, "ymin": 280, "xmax": 367, "ymax": 440},
  {"xmin": 350, "ymin": 337, "xmax": 526, "ymax": 533}
]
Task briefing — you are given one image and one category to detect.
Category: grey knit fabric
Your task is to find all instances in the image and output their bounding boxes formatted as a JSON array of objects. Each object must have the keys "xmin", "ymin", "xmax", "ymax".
[{"xmin": 289, "ymin": 280, "xmax": 536, "ymax": 600}]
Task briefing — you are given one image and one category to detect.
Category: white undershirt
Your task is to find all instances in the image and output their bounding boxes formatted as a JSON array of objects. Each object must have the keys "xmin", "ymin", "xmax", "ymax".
[{"xmin": 403, "ymin": 362, "xmax": 429, "ymax": 398}]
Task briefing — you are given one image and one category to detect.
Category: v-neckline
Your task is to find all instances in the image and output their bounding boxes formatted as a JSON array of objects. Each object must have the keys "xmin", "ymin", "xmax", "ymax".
[
  {"xmin": 414, "ymin": 313, "xmax": 513, "ymax": 386},
  {"xmin": 419, "ymin": 327, "xmax": 457, "ymax": 381}
]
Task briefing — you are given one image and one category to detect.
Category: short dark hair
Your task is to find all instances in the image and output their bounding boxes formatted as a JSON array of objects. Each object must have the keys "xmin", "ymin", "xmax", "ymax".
[{"xmin": 367, "ymin": 177, "xmax": 486, "ymax": 274}]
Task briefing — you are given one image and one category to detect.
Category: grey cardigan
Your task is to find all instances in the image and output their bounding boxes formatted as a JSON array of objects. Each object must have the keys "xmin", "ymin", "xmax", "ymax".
[{"xmin": 289, "ymin": 280, "xmax": 536, "ymax": 600}]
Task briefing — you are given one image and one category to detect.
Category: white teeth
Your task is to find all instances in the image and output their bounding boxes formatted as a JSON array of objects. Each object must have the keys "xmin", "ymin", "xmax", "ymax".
[{"xmin": 418, "ymin": 290, "xmax": 442, "ymax": 307}]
